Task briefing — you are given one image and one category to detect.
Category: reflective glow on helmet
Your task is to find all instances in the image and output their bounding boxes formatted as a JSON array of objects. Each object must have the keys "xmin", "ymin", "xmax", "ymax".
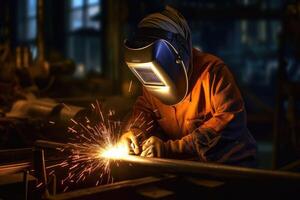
[{"xmin": 124, "ymin": 28, "xmax": 190, "ymax": 105}]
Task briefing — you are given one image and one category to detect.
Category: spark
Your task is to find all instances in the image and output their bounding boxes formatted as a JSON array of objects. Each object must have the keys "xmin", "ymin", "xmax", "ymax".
[
  {"xmin": 128, "ymin": 80, "xmax": 133, "ymax": 93},
  {"xmin": 63, "ymin": 186, "xmax": 69, "ymax": 192},
  {"xmin": 68, "ymin": 127, "xmax": 77, "ymax": 133},
  {"xmin": 85, "ymin": 117, "xmax": 90, "ymax": 123},
  {"xmin": 49, "ymin": 170, "xmax": 55, "ymax": 176},
  {"xmin": 70, "ymin": 118, "xmax": 78, "ymax": 125},
  {"xmin": 36, "ymin": 182, "xmax": 43, "ymax": 188},
  {"xmin": 62, "ymin": 103, "xmax": 71, "ymax": 111},
  {"xmin": 139, "ymin": 120, "xmax": 146, "ymax": 128},
  {"xmin": 146, "ymin": 124, "xmax": 154, "ymax": 132},
  {"xmin": 147, "ymin": 120, "xmax": 154, "ymax": 125}
]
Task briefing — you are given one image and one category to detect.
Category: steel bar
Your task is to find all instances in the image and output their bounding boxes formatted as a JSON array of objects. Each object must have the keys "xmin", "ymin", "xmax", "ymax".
[
  {"xmin": 47, "ymin": 175, "xmax": 175, "ymax": 200},
  {"xmin": 33, "ymin": 148, "xmax": 50, "ymax": 198},
  {"xmin": 35, "ymin": 140, "xmax": 74, "ymax": 149},
  {"xmin": 23, "ymin": 170, "xmax": 29, "ymax": 200},
  {"xmin": 7, "ymin": 99, "xmax": 83, "ymax": 124},
  {"xmin": 35, "ymin": 140, "xmax": 300, "ymax": 183},
  {"xmin": 0, "ymin": 140, "xmax": 78, "ymax": 176},
  {"xmin": 116, "ymin": 156, "xmax": 300, "ymax": 183},
  {"xmin": 0, "ymin": 162, "xmax": 31, "ymax": 176}
]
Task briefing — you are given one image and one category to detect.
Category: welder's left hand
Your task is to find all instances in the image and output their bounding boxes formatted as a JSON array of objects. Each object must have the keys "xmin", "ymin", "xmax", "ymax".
[{"xmin": 140, "ymin": 136, "xmax": 165, "ymax": 157}]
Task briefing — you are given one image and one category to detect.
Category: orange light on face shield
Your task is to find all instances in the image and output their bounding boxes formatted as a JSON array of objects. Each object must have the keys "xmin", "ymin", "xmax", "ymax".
[
  {"xmin": 128, "ymin": 62, "xmax": 167, "ymax": 86},
  {"xmin": 124, "ymin": 39, "xmax": 189, "ymax": 105},
  {"xmin": 128, "ymin": 62, "xmax": 171, "ymax": 95}
]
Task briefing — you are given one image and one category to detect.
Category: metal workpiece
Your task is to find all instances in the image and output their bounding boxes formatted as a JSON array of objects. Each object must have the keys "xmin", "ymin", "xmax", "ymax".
[
  {"xmin": 35, "ymin": 140, "xmax": 77, "ymax": 150},
  {"xmin": 0, "ymin": 148, "xmax": 33, "ymax": 176},
  {"xmin": 0, "ymin": 162, "xmax": 31, "ymax": 176},
  {"xmin": 6, "ymin": 99, "xmax": 84, "ymax": 125},
  {"xmin": 115, "ymin": 156, "xmax": 300, "ymax": 183},
  {"xmin": 34, "ymin": 148, "xmax": 50, "ymax": 198},
  {"xmin": 35, "ymin": 139, "xmax": 300, "ymax": 183},
  {"xmin": 0, "ymin": 139, "xmax": 299, "ymax": 199},
  {"xmin": 46, "ymin": 175, "xmax": 176, "ymax": 200}
]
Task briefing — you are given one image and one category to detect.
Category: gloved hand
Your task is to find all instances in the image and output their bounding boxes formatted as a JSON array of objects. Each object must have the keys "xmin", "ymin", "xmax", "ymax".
[
  {"xmin": 119, "ymin": 131, "xmax": 140, "ymax": 155},
  {"xmin": 141, "ymin": 136, "xmax": 165, "ymax": 157}
]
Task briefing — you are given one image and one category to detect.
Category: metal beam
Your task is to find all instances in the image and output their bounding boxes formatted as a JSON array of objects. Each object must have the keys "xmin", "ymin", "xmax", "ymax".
[
  {"xmin": 47, "ymin": 175, "xmax": 175, "ymax": 200},
  {"xmin": 35, "ymin": 140, "xmax": 300, "ymax": 183},
  {"xmin": 0, "ymin": 162, "xmax": 31, "ymax": 176},
  {"xmin": 115, "ymin": 156, "xmax": 300, "ymax": 183}
]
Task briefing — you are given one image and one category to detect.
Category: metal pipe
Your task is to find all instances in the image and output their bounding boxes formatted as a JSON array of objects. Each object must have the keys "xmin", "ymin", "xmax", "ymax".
[
  {"xmin": 0, "ymin": 162, "xmax": 31, "ymax": 176},
  {"xmin": 34, "ymin": 148, "xmax": 49, "ymax": 198},
  {"xmin": 35, "ymin": 140, "xmax": 76, "ymax": 149},
  {"xmin": 116, "ymin": 155, "xmax": 300, "ymax": 183},
  {"xmin": 48, "ymin": 175, "xmax": 174, "ymax": 200},
  {"xmin": 23, "ymin": 170, "xmax": 29, "ymax": 200},
  {"xmin": 6, "ymin": 99, "xmax": 84, "ymax": 125},
  {"xmin": 35, "ymin": 140, "xmax": 300, "ymax": 183}
]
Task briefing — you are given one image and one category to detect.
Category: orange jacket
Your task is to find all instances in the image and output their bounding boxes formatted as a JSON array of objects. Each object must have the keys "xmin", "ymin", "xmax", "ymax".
[{"xmin": 126, "ymin": 48, "xmax": 257, "ymax": 166}]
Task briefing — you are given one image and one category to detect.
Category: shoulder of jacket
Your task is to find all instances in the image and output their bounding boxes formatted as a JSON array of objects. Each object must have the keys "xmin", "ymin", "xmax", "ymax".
[
  {"xmin": 193, "ymin": 48, "xmax": 224, "ymax": 66},
  {"xmin": 192, "ymin": 48, "xmax": 226, "ymax": 76}
]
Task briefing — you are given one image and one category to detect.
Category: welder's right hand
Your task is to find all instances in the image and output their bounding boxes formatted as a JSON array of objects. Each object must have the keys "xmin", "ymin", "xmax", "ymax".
[{"xmin": 119, "ymin": 131, "xmax": 140, "ymax": 155}]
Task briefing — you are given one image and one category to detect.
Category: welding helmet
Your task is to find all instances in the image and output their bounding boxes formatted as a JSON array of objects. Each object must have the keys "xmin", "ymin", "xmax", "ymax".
[{"xmin": 124, "ymin": 27, "xmax": 191, "ymax": 105}]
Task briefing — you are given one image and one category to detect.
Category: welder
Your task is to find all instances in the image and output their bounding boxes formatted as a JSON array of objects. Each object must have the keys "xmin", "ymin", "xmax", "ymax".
[{"xmin": 120, "ymin": 6, "xmax": 257, "ymax": 167}]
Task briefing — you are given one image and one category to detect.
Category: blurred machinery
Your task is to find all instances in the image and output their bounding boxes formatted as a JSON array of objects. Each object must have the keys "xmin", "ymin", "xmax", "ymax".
[
  {"xmin": 0, "ymin": 0, "xmax": 75, "ymax": 97},
  {"xmin": 273, "ymin": 1, "xmax": 300, "ymax": 169},
  {"xmin": 0, "ymin": 0, "xmax": 77, "ymax": 148}
]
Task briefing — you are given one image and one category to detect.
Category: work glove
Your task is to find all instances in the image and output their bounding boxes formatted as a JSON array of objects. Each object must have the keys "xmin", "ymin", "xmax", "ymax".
[
  {"xmin": 141, "ymin": 136, "xmax": 165, "ymax": 157},
  {"xmin": 119, "ymin": 130, "xmax": 140, "ymax": 155}
]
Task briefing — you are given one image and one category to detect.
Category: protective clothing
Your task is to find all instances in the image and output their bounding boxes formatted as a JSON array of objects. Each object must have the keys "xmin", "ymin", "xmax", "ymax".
[
  {"xmin": 125, "ymin": 49, "xmax": 257, "ymax": 166},
  {"xmin": 140, "ymin": 136, "xmax": 165, "ymax": 157},
  {"xmin": 120, "ymin": 130, "xmax": 140, "ymax": 155},
  {"xmin": 123, "ymin": 6, "xmax": 257, "ymax": 166}
]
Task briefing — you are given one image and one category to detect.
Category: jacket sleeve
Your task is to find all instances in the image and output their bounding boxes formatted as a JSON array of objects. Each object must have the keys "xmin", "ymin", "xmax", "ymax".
[
  {"xmin": 124, "ymin": 87, "xmax": 158, "ymax": 140},
  {"xmin": 164, "ymin": 65, "xmax": 251, "ymax": 162}
]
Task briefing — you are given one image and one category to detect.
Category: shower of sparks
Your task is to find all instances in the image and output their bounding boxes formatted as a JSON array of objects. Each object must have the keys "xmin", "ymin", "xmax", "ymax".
[
  {"xmin": 54, "ymin": 100, "xmax": 155, "ymax": 191},
  {"xmin": 62, "ymin": 103, "xmax": 71, "ymax": 111}
]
